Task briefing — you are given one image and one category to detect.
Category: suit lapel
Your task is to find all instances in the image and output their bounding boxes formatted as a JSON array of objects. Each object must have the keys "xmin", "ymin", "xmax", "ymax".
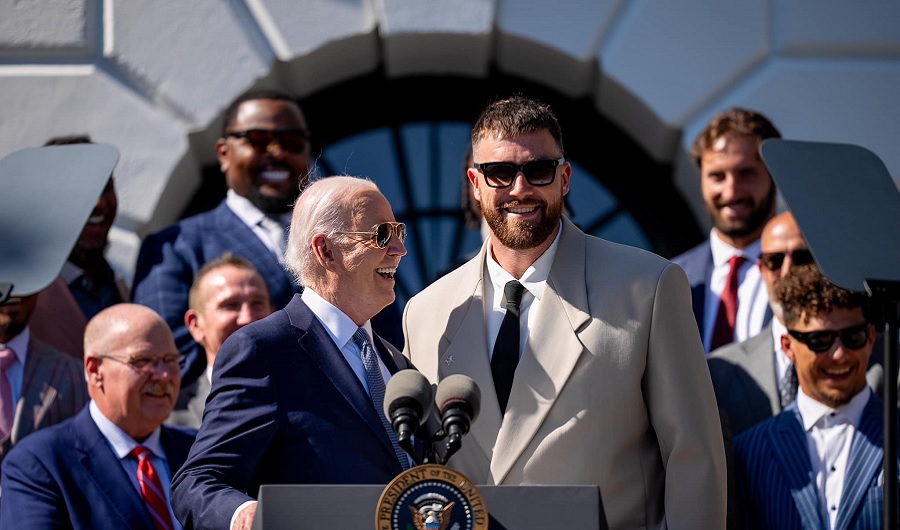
[
  {"xmin": 74, "ymin": 409, "xmax": 154, "ymax": 529},
  {"xmin": 772, "ymin": 407, "xmax": 826, "ymax": 530},
  {"xmin": 742, "ymin": 326, "xmax": 782, "ymax": 414},
  {"xmin": 286, "ymin": 298, "xmax": 395, "ymax": 457},
  {"xmin": 12, "ymin": 340, "xmax": 60, "ymax": 444},
  {"xmin": 216, "ymin": 204, "xmax": 297, "ymax": 305},
  {"xmin": 834, "ymin": 394, "xmax": 883, "ymax": 530}
]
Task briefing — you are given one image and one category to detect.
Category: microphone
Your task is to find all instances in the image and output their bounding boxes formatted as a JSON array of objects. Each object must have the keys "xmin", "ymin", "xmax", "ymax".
[
  {"xmin": 435, "ymin": 374, "xmax": 481, "ymax": 464},
  {"xmin": 384, "ymin": 369, "xmax": 433, "ymax": 465}
]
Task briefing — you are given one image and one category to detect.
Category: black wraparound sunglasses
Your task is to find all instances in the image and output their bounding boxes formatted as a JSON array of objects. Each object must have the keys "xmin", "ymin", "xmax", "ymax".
[
  {"xmin": 334, "ymin": 222, "xmax": 407, "ymax": 249},
  {"xmin": 787, "ymin": 322, "xmax": 870, "ymax": 353},
  {"xmin": 224, "ymin": 128, "xmax": 309, "ymax": 154},
  {"xmin": 473, "ymin": 158, "xmax": 565, "ymax": 188},
  {"xmin": 759, "ymin": 249, "xmax": 815, "ymax": 271}
]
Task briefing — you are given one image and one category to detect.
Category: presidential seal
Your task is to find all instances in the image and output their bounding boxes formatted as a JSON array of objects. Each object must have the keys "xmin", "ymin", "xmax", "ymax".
[{"xmin": 376, "ymin": 464, "xmax": 488, "ymax": 530}]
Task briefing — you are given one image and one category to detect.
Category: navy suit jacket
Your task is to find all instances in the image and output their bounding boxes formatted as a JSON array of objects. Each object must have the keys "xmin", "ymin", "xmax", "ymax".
[
  {"xmin": 672, "ymin": 240, "xmax": 771, "ymax": 349},
  {"xmin": 132, "ymin": 200, "xmax": 404, "ymax": 386},
  {"xmin": 171, "ymin": 295, "xmax": 420, "ymax": 530},
  {"xmin": 0, "ymin": 406, "xmax": 196, "ymax": 530},
  {"xmin": 734, "ymin": 394, "xmax": 898, "ymax": 530}
]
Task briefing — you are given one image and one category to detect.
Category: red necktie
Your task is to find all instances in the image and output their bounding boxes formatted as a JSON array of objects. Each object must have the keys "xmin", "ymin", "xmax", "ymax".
[
  {"xmin": 0, "ymin": 346, "xmax": 17, "ymax": 440},
  {"xmin": 710, "ymin": 255, "xmax": 746, "ymax": 351},
  {"xmin": 130, "ymin": 446, "xmax": 175, "ymax": 530}
]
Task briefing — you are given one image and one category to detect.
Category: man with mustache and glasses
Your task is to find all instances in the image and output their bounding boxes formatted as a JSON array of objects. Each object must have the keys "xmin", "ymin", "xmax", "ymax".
[
  {"xmin": 733, "ymin": 265, "xmax": 897, "ymax": 530},
  {"xmin": 133, "ymin": 89, "xmax": 403, "ymax": 394},
  {"xmin": 403, "ymin": 95, "xmax": 726, "ymax": 529},
  {"xmin": 673, "ymin": 108, "xmax": 782, "ymax": 353},
  {"xmin": 0, "ymin": 304, "xmax": 196, "ymax": 529},
  {"xmin": 172, "ymin": 176, "xmax": 419, "ymax": 530}
]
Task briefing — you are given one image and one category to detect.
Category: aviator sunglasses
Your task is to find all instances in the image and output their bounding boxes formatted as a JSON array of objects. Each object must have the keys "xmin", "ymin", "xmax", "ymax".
[
  {"xmin": 473, "ymin": 158, "xmax": 565, "ymax": 188},
  {"xmin": 759, "ymin": 249, "xmax": 815, "ymax": 271},
  {"xmin": 224, "ymin": 128, "xmax": 309, "ymax": 154},
  {"xmin": 787, "ymin": 322, "xmax": 870, "ymax": 353},
  {"xmin": 334, "ymin": 222, "xmax": 407, "ymax": 249}
]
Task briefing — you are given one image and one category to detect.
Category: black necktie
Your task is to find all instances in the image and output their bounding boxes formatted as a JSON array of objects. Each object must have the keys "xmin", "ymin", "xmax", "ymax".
[{"xmin": 491, "ymin": 280, "xmax": 525, "ymax": 414}]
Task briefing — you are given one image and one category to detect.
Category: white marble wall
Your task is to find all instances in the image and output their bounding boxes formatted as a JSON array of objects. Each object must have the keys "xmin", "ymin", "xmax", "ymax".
[{"xmin": 1, "ymin": 0, "xmax": 898, "ymax": 283}]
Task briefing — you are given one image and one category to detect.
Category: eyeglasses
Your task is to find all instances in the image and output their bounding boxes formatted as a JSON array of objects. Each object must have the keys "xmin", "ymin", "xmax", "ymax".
[
  {"xmin": 759, "ymin": 249, "xmax": 815, "ymax": 271},
  {"xmin": 787, "ymin": 322, "xmax": 870, "ymax": 353},
  {"xmin": 473, "ymin": 158, "xmax": 565, "ymax": 188},
  {"xmin": 334, "ymin": 222, "xmax": 407, "ymax": 249},
  {"xmin": 224, "ymin": 128, "xmax": 309, "ymax": 154},
  {"xmin": 98, "ymin": 354, "xmax": 181, "ymax": 374}
]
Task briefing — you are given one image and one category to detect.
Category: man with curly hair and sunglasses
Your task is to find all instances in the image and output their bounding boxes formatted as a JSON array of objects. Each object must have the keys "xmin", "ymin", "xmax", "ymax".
[{"xmin": 733, "ymin": 264, "xmax": 896, "ymax": 530}]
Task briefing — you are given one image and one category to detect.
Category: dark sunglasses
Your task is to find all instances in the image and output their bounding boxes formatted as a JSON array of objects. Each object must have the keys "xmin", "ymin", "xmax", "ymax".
[
  {"xmin": 473, "ymin": 158, "xmax": 565, "ymax": 188},
  {"xmin": 334, "ymin": 222, "xmax": 407, "ymax": 249},
  {"xmin": 759, "ymin": 249, "xmax": 814, "ymax": 271},
  {"xmin": 225, "ymin": 128, "xmax": 309, "ymax": 154},
  {"xmin": 787, "ymin": 322, "xmax": 870, "ymax": 353}
]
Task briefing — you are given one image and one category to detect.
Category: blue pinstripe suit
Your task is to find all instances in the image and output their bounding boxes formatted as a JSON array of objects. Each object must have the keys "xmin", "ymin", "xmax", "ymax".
[{"xmin": 733, "ymin": 393, "xmax": 898, "ymax": 530}]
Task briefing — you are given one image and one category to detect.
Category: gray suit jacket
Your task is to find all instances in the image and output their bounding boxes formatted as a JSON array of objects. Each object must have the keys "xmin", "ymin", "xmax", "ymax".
[
  {"xmin": 167, "ymin": 375, "xmax": 210, "ymax": 429},
  {"xmin": 403, "ymin": 217, "xmax": 727, "ymax": 530},
  {"xmin": 1, "ymin": 335, "xmax": 88, "ymax": 459}
]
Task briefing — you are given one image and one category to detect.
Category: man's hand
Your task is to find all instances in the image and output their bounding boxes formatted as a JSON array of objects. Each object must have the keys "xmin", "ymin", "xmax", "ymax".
[{"xmin": 232, "ymin": 501, "xmax": 258, "ymax": 530}]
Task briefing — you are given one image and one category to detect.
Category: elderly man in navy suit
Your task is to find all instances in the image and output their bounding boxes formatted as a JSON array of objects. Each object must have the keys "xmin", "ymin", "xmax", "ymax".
[
  {"xmin": 172, "ymin": 175, "xmax": 417, "ymax": 530},
  {"xmin": 0, "ymin": 303, "xmax": 196, "ymax": 529},
  {"xmin": 672, "ymin": 108, "xmax": 781, "ymax": 353},
  {"xmin": 734, "ymin": 265, "xmax": 897, "ymax": 529}
]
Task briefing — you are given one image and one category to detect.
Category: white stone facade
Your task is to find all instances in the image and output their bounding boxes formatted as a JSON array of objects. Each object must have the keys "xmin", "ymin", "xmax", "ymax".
[{"xmin": 2, "ymin": 0, "xmax": 898, "ymax": 284}]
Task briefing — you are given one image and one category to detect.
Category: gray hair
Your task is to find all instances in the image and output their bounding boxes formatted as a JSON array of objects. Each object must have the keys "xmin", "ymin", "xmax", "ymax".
[{"xmin": 284, "ymin": 175, "xmax": 379, "ymax": 287}]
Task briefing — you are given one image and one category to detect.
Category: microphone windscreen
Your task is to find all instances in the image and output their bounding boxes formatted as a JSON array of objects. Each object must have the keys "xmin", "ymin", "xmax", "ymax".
[
  {"xmin": 384, "ymin": 369, "xmax": 433, "ymax": 424},
  {"xmin": 435, "ymin": 374, "xmax": 481, "ymax": 423}
]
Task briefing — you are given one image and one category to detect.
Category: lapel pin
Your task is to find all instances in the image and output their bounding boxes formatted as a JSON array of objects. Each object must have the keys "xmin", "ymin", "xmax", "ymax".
[{"xmin": 444, "ymin": 355, "xmax": 454, "ymax": 366}]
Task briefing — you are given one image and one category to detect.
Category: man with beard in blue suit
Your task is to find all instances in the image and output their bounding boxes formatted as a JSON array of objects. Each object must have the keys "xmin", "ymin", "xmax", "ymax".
[
  {"xmin": 734, "ymin": 265, "xmax": 897, "ymax": 529},
  {"xmin": 0, "ymin": 304, "xmax": 195, "ymax": 529},
  {"xmin": 171, "ymin": 176, "xmax": 416, "ymax": 530}
]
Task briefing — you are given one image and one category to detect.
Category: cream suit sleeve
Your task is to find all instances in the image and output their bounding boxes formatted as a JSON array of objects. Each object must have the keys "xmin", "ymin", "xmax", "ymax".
[{"xmin": 646, "ymin": 262, "xmax": 728, "ymax": 529}]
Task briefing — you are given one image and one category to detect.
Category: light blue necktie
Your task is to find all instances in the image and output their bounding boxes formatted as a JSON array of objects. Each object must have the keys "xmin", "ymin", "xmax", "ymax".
[{"xmin": 352, "ymin": 328, "xmax": 409, "ymax": 470}]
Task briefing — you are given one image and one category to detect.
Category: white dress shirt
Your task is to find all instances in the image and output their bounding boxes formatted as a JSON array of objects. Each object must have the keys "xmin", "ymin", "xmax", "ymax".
[
  {"xmin": 704, "ymin": 231, "xmax": 768, "ymax": 352},
  {"xmin": 89, "ymin": 400, "xmax": 183, "ymax": 530},
  {"xmin": 484, "ymin": 222, "xmax": 562, "ymax": 362},
  {"xmin": 225, "ymin": 190, "xmax": 291, "ymax": 262},
  {"xmin": 797, "ymin": 385, "xmax": 870, "ymax": 529}
]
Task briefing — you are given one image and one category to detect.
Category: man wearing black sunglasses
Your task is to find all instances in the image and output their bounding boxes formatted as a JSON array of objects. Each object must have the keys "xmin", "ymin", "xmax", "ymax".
[
  {"xmin": 733, "ymin": 265, "xmax": 895, "ymax": 529},
  {"xmin": 673, "ymin": 108, "xmax": 782, "ymax": 354},
  {"xmin": 708, "ymin": 212, "xmax": 814, "ymax": 436},
  {"xmin": 133, "ymin": 89, "xmax": 405, "ymax": 392},
  {"xmin": 403, "ymin": 95, "xmax": 726, "ymax": 529}
]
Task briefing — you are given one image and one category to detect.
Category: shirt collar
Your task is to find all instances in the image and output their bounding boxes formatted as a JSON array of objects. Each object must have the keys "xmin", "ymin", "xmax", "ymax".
[
  {"xmin": 709, "ymin": 229, "xmax": 761, "ymax": 267},
  {"xmin": 89, "ymin": 400, "xmax": 166, "ymax": 460},
  {"xmin": 301, "ymin": 287, "xmax": 373, "ymax": 350},
  {"xmin": 225, "ymin": 189, "xmax": 291, "ymax": 228},
  {"xmin": 485, "ymin": 220, "xmax": 563, "ymax": 303},
  {"xmin": 797, "ymin": 384, "xmax": 871, "ymax": 431},
  {"xmin": 60, "ymin": 261, "xmax": 84, "ymax": 284},
  {"xmin": 1, "ymin": 326, "xmax": 30, "ymax": 365}
]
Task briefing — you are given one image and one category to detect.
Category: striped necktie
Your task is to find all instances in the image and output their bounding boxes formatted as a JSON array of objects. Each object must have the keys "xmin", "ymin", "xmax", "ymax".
[
  {"xmin": 130, "ymin": 446, "xmax": 174, "ymax": 530},
  {"xmin": 352, "ymin": 328, "xmax": 409, "ymax": 470}
]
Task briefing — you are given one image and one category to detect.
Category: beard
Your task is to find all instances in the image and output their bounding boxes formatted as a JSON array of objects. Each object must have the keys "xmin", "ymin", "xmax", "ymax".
[
  {"xmin": 248, "ymin": 183, "xmax": 301, "ymax": 215},
  {"xmin": 708, "ymin": 184, "xmax": 776, "ymax": 241},
  {"xmin": 482, "ymin": 194, "xmax": 564, "ymax": 250}
]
